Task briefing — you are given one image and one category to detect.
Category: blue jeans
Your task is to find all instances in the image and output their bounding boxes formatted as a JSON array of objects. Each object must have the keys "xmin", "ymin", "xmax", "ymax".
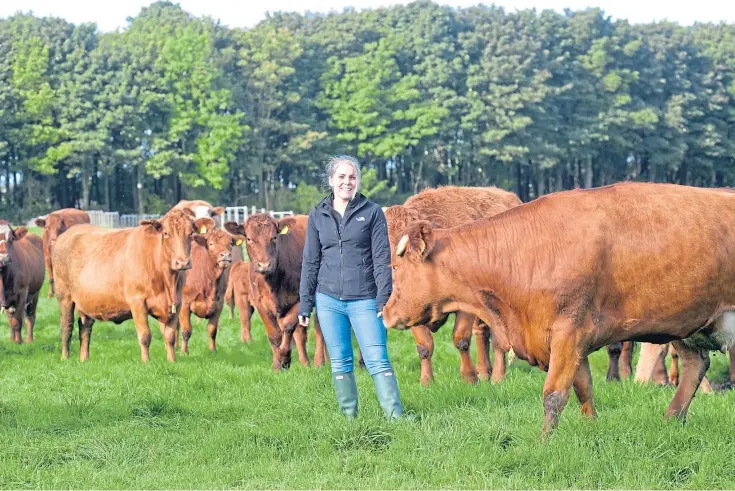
[{"xmin": 315, "ymin": 292, "xmax": 393, "ymax": 376}]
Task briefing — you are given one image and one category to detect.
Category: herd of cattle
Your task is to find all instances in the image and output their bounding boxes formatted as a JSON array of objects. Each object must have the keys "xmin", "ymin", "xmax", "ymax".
[{"xmin": 2, "ymin": 183, "xmax": 735, "ymax": 433}]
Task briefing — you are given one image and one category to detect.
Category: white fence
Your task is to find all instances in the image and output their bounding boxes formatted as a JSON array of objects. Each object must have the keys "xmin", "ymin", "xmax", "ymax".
[
  {"xmin": 85, "ymin": 206, "xmax": 293, "ymax": 228},
  {"xmin": 223, "ymin": 206, "xmax": 294, "ymax": 224}
]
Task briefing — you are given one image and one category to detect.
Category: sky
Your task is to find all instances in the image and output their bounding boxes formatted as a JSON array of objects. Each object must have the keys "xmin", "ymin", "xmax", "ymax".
[{"xmin": 1, "ymin": 0, "xmax": 734, "ymax": 31}]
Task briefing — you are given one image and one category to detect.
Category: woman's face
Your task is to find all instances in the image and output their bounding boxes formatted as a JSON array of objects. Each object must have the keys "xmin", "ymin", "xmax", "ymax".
[{"xmin": 329, "ymin": 162, "xmax": 357, "ymax": 201}]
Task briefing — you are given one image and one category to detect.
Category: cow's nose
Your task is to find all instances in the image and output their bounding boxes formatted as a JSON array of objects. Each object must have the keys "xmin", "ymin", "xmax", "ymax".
[
  {"xmin": 257, "ymin": 262, "xmax": 270, "ymax": 271},
  {"xmin": 174, "ymin": 258, "xmax": 192, "ymax": 270},
  {"xmin": 220, "ymin": 252, "xmax": 232, "ymax": 262}
]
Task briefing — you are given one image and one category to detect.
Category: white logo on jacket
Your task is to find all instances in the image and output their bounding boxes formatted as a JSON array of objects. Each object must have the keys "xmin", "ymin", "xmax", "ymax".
[{"xmin": 356, "ymin": 217, "xmax": 365, "ymax": 221}]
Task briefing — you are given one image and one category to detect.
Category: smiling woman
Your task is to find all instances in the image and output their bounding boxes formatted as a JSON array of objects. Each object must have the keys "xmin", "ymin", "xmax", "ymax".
[{"xmin": 298, "ymin": 155, "xmax": 408, "ymax": 421}]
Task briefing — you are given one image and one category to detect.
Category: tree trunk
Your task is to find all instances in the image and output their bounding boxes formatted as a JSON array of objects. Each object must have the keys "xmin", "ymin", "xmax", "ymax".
[{"xmin": 584, "ymin": 156, "xmax": 593, "ymax": 189}]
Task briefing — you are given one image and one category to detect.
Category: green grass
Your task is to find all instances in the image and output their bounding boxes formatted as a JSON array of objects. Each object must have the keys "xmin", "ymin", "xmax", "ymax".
[{"xmin": 1, "ymin": 232, "xmax": 735, "ymax": 488}]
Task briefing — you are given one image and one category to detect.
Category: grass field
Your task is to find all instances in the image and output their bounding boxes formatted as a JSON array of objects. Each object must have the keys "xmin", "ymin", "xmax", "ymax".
[{"xmin": 1, "ymin": 228, "xmax": 735, "ymax": 489}]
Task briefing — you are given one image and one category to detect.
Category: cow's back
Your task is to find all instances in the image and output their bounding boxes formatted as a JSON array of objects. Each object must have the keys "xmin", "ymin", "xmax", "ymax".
[
  {"xmin": 53, "ymin": 224, "xmax": 148, "ymax": 318},
  {"xmin": 9, "ymin": 233, "xmax": 45, "ymax": 293},
  {"xmin": 406, "ymin": 186, "xmax": 521, "ymax": 225}
]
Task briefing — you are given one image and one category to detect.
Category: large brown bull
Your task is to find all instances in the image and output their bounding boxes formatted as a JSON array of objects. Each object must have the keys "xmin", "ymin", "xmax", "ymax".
[
  {"xmin": 384, "ymin": 186, "xmax": 521, "ymax": 385},
  {"xmin": 229, "ymin": 214, "xmax": 326, "ymax": 370},
  {"xmin": 52, "ymin": 209, "xmax": 214, "ymax": 363},
  {"xmin": 34, "ymin": 208, "xmax": 90, "ymax": 298},
  {"xmin": 0, "ymin": 223, "xmax": 44, "ymax": 343},
  {"xmin": 384, "ymin": 182, "xmax": 735, "ymax": 434}
]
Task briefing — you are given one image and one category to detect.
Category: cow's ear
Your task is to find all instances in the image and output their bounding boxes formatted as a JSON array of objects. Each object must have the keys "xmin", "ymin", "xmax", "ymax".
[
  {"xmin": 397, "ymin": 220, "xmax": 435, "ymax": 262},
  {"xmin": 13, "ymin": 226, "xmax": 28, "ymax": 240},
  {"xmin": 194, "ymin": 217, "xmax": 216, "ymax": 235},
  {"xmin": 192, "ymin": 234, "xmax": 208, "ymax": 246},
  {"xmin": 278, "ymin": 218, "xmax": 294, "ymax": 235},
  {"xmin": 34, "ymin": 218, "xmax": 46, "ymax": 227},
  {"xmin": 140, "ymin": 219, "xmax": 163, "ymax": 232},
  {"xmin": 224, "ymin": 221, "xmax": 245, "ymax": 237},
  {"xmin": 211, "ymin": 206, "xmax": 224, "ymax": 217}
]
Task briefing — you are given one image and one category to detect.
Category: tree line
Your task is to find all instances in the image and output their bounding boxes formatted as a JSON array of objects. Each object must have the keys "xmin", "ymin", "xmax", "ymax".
[{"xmin": 1, "ymin": 0, "xmax": 734, "ymax": 222}]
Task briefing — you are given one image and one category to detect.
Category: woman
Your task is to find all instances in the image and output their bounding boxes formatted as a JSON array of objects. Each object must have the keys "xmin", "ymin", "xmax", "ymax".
[{"xmin": 298, "ymin": 155, "xmax": 405, "ymax": 420}]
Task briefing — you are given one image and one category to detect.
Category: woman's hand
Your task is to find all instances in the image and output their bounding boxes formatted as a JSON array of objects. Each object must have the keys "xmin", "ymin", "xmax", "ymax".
[
  {"xmin": 377, "ymin": 311, "xmax": 383, "ymax": 318},
  {"xmin": 298, "ymin": 315, "xmax": 310, "ymax": 327}
]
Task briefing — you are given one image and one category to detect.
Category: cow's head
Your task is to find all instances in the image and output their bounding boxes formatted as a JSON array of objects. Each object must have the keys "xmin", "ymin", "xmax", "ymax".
[
  {"xmin": 193, "ymin": 220, "xmax": 244, "ymax": 270},
  {"xmin": 35, "ymin": 214, "xmax": 66, "ymax": 254},
  {"xmin": 0, "ymin": 223, "xmax": 28, "ymax": 266},
  {"xmin": 233, "ymin": 214, "xmax": 290, "ymax": 275},
  {"xmin": 140, "ymin": 209, "xmax": 215, "ymax": 272},
  {"xmin": 383, "ymin": 220, "xmax": 441, "ymax": 330}
]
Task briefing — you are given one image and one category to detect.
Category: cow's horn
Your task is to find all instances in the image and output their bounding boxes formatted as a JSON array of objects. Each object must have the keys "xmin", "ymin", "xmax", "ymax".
[{"xmin": 396, "ymin": 235, "xmax": 409, "ymax": 256}]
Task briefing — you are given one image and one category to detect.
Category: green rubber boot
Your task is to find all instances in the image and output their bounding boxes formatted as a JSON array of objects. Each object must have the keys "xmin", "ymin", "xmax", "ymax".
[
  {"xmin": 332, "ymin": 371, "xmax": 358, "ymax": 419},
  {"xmin": 371, "ymin": 369, "xmax": 404, "ymax": 420}
]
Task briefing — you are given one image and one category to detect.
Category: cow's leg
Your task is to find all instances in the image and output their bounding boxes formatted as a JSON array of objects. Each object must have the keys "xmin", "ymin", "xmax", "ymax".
[
  {"xmin": 473, "ymin": 319, "xmax": 492, "ymax": 382},
  {"xmin": 730, "ymin": 346, "xmax": 735, "ymax": 386},
  {"xmin": 159, "ymin": 317, "xmax": 178, "ymax": 362},
  {"xmin": 282, "ymin": 304, "xmax": 309, "ymax": 367},
  {"xmin": 130, "ymin": 302, "xmax": 153, "ymax": 363},
  {"xmin": 47, "ymin": 260, "xmax": 54, "ymax": 299},
  {"xmin": 78, "ymin": 315, "xmax": 94, "ymax": 362},
  {"xmin": 606, "ymin": 342, "xmax": 622, "ymax": 381},
  {"xmin": 59, "ymin": 299, "xmax": 75, "ymax": 360},
  {"xmin": 7, "ymin": 310, "xmax": 22, "ymax": 344},
  {"xmin": 411, "ymin": 325, "xmax": 435, "ymax": 386},
  {"xmin": 207, "ymin": 310, "xmax": 222, "ymax": 352},
  {"xmin": 234, "ymin": 293, "xmax": 252, "ymax": 343},
  {"xmin": 313, "ymin": 313, "xmax": 326, "ymax": 368},
  {"xmin": 668, "ymin": 344, "xmax": 679, "ymax": 385},
  {"xmin": 293, "ymin": 324, "xmax": 310, "ymax": 367},
  {"xmin": 24, "ymin": 290, "xmax": 39, "ymax": 344},
  {"xmin": 652, "ymin": 344, "xmax": 670, "ymax": 385},
  {"xmin": 491, "ymin": 332, "xmax": 507, "ymax": 383},
  {"xmin": 665, "ymin": 341, "xmax": 709, "ymax": 420},
  {"xmin": 179, "ymin": 304, "xmax": 193, "ymax": 355},
  {"xmin": 573, "ymin": 356, "xmax": 597, "ymax": 418},
  {"xmin": 258, "ymin": 308, "xmax": 287, "ymax": 370},
  {"xmin": 634, "ymin": 342, "xmax": 667, "ymax": 383},
  {"xmin": 619, "ymin": 341, "xmax": 634, "ymax": 379},
  {"xmin": 453, "ymin": 312, "xmax": 479, "ymax": 384},
  {"xmin": 542, "ymin": 320, "xmax": 581, "ymax": 435}
]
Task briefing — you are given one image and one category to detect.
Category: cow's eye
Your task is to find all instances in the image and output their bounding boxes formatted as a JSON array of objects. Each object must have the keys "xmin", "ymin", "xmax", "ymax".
[
  {"xmin": 163, "ymin": 232, "xmax": 170, "ymax": 239},
  {"xmin": 246, "ymin": 238, "xmax": 253, "ymax": 244},
  {"xmin": 392, "ymin": 265, "xmax": 398, "ymax": 271}
]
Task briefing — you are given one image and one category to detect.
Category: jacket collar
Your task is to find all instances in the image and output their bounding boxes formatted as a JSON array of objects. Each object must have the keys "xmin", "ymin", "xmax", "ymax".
[{"xmin": 317, "ymin": 193, "xmax": 367, "ymax": 216}]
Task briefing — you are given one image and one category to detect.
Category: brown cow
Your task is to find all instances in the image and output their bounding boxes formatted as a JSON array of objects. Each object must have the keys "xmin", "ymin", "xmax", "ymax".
[
  {"xmin": 52, "ymin": 209, "xmax": 214, "ymax": 363},
  {"xmin": 0, "ymin": 223, "xmax": 44, "ymax": 343},
  {"xmin": 227, "ymin": 260, "xmax": 255, "ymax": 343},
  {"xmin": 173, "ymin": 200, "xmax": 224, "ymax": 227},
  {"xmin": 34, "ymin": 208, "xmax": 90, "ymax": 298},
  {"xmin": 384, "ymin": 182, "xmax": 735, "ymax": 434},
  {"xmin": 385, "ymin": 186, "xmax": 521, "ymax": 385},
  {"xmin": 175, "ymin": 221, "xmax": 244, "ymax": 354},
  {"xmin": 229, "ymin": 214, "xmax": 326, "ymax": 370}
]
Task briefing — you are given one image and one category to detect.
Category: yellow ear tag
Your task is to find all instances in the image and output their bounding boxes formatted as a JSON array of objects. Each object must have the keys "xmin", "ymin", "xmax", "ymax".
[
  {"xmin": 279, "ymin": 225, "xmax": 289, "ymax": 235},
  {"xmin": 235, "ymin": 239, "xmax": 243, "ymax": 246},
  {"xmin": 171, "ymin": 304, "xmax": 176, "ymax": 314},
  {"xmin": 199, "ymin": 226, "xmax": 207, "ymax": 234}
]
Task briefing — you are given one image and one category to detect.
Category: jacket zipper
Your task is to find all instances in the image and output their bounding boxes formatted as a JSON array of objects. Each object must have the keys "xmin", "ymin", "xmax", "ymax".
[{"xmin": 323, "ymin": 198, "xmax": 368, "ymax": 301}]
